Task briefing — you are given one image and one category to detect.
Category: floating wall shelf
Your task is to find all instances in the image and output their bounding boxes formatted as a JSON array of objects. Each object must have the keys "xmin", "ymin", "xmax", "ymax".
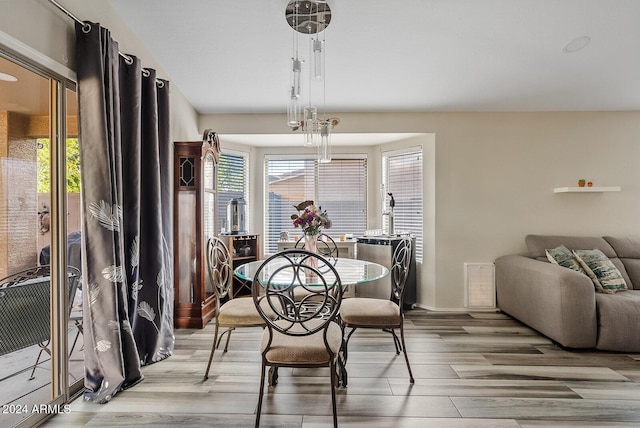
[{"xmin": 553, "ymin": 186, "xmax": 621, "ymax": 193}]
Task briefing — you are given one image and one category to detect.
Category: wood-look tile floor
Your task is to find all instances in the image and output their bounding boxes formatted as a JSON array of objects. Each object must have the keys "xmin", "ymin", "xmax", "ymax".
[{"xmin": 43, "ymin": 309, "xmax": 640, "ymax": 427}]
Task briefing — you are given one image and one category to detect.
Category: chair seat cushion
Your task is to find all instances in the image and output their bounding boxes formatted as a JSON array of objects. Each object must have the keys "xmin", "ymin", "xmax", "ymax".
[
  {"xmin": 340, "ymin": 298, "xmax": 400, "ymax": 327},
  {"xmin": 218, "ymin": 297, "xmax": 268, "ymax": 326},
  {"xmin": 260, "ymin": 320, "xmax": 342, "ymax": 365}
]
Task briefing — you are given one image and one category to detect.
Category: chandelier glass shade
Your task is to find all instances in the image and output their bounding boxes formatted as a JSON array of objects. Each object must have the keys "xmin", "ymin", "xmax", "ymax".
[{"xmin": 285, "ymin": 0, "xmax": 337, "ymax": 162}]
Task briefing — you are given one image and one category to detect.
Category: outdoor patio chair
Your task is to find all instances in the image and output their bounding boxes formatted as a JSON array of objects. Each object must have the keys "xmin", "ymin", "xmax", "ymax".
[{"xmin": 0, "ymin": 265, "xmax": 81, "ymax": 379}]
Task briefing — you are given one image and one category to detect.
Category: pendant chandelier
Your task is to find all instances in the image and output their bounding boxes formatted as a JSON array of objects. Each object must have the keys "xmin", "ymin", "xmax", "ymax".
[{"xmin": 285, "ymin": 0, "xmax": 339, "ymax": 163}]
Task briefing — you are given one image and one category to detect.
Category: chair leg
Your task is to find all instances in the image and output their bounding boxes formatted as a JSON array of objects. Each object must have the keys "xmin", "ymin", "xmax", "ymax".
[
  {"xmin": 215, "ymin": 328, "xmax": 229, "ymax": 348},
  {"xmin": 69, "ymin": 328, "xmax": 81, "ymax": 357},
  {"xmin": 339, "ymin": 326, "xmax": 357, "ymax": 386},
  {"xmin": 204, "ymin": 322, "xmax": 220, "ymax": 380},
  {"xmin": 383, "ymin": 328, "xmax": 402, "ymax": 354},
  {"xmin": 268, "ymin": 366, "xmax": 279, "ymax": 386},
  {"xmin": 330, "ymin": 360, "xmax": 338, "ymax": 428},
  {"xmin": 399, "ymin": 323, "xmax": 415, "ymax": 384},
  {"xmin": 30, "ymin": 342, "xmax": 51, "ymax": 380},
  {"xmin": 255, "ymin": 362, "xmax": 267, "ymax": 428},
  {"xmin": 223, "ymin": 327, "xmax": 234, "ymax": 352},
  {"xmin": 337, "ymin": 320, "xmax": 348, "ymax": 387},
  {"xmin": 344, "ymin": 326, "xmax": 357, "ymax": 362}
]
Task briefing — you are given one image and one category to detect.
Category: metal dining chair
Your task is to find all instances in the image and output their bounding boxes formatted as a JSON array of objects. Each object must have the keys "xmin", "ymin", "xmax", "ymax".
[
  {"xmin": 252, "ymin": 249, "xmax": 344, "ymax": 428},
  {"xmin": 203, "ymin": 236, "xmax": 271, "ymax": 380},
  {"xmin": 339, "ymin": 237, "xmax": 415, "ymax": 384}
]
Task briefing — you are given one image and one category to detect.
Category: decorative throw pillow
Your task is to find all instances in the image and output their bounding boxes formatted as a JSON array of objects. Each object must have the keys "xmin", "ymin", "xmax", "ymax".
[
  {"xmin": 545, "ymin": 245, "xmax": 586, "ymax": 274},
  {"xmin": 572, "ymin": 249, "xmax": 628, "ymax": 294}
]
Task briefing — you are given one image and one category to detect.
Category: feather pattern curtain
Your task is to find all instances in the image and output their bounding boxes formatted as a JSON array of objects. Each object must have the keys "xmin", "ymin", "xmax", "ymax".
[{"xmin": 75, "ymin": 21, "xmax": 174, "ymax": 403}]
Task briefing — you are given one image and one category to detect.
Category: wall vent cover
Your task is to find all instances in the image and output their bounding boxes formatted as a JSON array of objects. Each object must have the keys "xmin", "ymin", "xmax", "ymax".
[{"xmin": 464, "ymin": 262, "xmax": 495, "ymax": 309}]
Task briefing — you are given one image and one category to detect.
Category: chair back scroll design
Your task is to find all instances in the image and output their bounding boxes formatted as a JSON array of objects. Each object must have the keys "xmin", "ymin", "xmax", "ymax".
[
  {"xmin": 206, "ymin": 236, "xmax": 232, "ymax": 302},
  {"xmin": 252, "ymin": 249, "xmax": 343, "ymax": 338},
  {"xmin": 294, "ymin": 233, "xmax": 339, "ymax": 264},
  {"xmin": 390, "ymin": 237, "xmax": 412, "ymax": 307}
]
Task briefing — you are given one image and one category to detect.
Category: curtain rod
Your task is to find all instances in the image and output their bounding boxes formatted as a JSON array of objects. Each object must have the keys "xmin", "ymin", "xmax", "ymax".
[{"xmin": 48, "ymin": 0, "xmax": 162, "ymax": 78}]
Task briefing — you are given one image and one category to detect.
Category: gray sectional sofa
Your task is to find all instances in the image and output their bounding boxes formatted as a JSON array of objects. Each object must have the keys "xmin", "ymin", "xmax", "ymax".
[{"xmin": 495, "ymin": 235, "xmax": 640, "ymax": 352}]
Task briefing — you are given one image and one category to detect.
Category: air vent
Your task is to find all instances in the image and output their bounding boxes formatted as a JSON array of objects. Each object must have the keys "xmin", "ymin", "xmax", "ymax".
[{"xmin": 464, "ymin": 263, "xmax": 495, "ymax": 309}]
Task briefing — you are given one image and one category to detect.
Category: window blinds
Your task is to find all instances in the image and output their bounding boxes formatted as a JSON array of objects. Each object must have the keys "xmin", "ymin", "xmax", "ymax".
[
  {"xmin": 218, "ymin": 152, "xmax": 248, "ymax": 233},
  {"xmin": 317, "ymin": 159, "xmax": 367, "ymax": 239},
  {"xmin": 384, "ymin": 149, "xmax": 423, "ymax": 261},
  {"xmin": 265, "ymin": 158, "xmax": 367, "ymax": 254}
]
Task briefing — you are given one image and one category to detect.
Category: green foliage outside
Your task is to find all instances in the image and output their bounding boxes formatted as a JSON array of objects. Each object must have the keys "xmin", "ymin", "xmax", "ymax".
[{"xmin": 37, "ymin": 138, "xmax": 81, "ymax": 193}]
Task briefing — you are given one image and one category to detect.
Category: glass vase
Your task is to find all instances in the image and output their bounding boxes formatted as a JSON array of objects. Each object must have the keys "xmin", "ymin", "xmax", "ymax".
[
  {"xmin": 303, "ymin": 233, "xmax": 318, "ymax": 278},
  {"xmin": 304, "ymin": 233, "xmax": 318, "ymax": 254}
]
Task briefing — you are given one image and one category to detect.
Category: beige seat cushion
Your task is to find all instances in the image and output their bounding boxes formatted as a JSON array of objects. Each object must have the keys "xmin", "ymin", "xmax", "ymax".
[
  {"xmin": 293, "ymin": 286, "xmax": 313, "ymax": 299},
  {"xmin": 260, "ymin": 320, "xmax": 342, "ymax": 365},
  {"xmin": 218, "ymin": 297, "xmax": 274, "ymax": 326},
  {"xmin": 340, "ymin": 298, "xmax": 400, "ymax": 327}
]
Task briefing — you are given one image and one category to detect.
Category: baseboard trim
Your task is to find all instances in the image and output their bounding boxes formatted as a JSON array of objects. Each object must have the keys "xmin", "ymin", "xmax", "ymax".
[{"xmin": 413, "ymin": 302, "xmax": 500, "ymax": 313}]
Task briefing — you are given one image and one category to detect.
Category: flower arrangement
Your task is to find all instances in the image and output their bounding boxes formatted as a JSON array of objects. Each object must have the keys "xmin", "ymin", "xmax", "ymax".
[{"xmin": 291, "ymin": 200, "xmax": 331, "ymax": 236}]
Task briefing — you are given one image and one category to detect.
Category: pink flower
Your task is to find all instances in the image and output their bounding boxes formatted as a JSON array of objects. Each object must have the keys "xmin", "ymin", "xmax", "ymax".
[{"xmin": 291, "ymin": 199, "xmax": 331, "ymax": 235}]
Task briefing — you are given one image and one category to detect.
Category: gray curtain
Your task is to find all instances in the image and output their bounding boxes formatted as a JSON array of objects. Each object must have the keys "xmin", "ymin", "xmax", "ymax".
[{"xmin": 75, "ymin": 22, "xmax": 174, "ymax": 403}]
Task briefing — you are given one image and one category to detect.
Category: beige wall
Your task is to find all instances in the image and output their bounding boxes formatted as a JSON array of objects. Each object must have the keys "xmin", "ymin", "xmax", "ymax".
[{"xmin": 204, "ymin": 111, "xmax": 640, "ymax": 310}]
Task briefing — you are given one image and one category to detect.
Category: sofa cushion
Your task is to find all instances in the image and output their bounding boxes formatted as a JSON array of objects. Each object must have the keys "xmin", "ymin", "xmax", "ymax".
[
  {"xmin": 615, "ymin": 259, "xmax": 640, "ymax": 291},
  {"xmin": 573, "ymin": 249, "xmax": 627, "ymax": 294},
  {"xmin": 525, "ymin": 235, "xmax": 633, "ymax": 287},
  {"xmin": 603, "ymin": 236, "xmax": 640, "ymax": 289},
  {"xmin": 545, "ymin": 245, "xmax": 586, "ymax": 274},
  {"xmin": 595, "ymin": 290, "xmax": 640, "ymax": 352},
  {"xmin": 526, "ymin": 235, "xmax": 617, "ymax": 259}
]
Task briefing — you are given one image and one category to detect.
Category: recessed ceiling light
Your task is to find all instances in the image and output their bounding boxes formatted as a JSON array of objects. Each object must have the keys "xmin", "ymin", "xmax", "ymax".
[
  {"xmin": 563, "ymin": 36, "xmax": 591, "ymax": 54},
  {"xmin": 0, "ymin": 72, "xmax": 18, "ymax": 82}
]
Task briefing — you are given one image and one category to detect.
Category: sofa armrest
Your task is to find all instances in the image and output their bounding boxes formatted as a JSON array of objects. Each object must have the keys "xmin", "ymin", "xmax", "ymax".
[{"xmin": 495, "ymin": 255, "xmax": 597, "ymax": 348}]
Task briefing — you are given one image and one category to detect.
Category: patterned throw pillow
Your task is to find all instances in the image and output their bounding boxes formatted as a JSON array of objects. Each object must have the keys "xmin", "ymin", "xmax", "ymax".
[
  {"xmin": 573, "ymin": 249, "xmax": 628, "ymax": 294},
  {"xmin": 545, "ymin": 245, "xmax": 586, "ymax": 274}
]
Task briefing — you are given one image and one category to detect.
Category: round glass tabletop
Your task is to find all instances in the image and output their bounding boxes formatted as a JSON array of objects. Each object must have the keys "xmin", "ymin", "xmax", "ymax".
[{"xmin": 234, "ymin": 257, "xmax": 388, "ymax": 287}]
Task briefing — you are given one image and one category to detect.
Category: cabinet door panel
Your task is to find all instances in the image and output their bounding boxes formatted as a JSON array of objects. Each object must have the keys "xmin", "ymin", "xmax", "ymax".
[{"xmin": 177, "ymin": 191, "xmax": 197, "ymax": 304}]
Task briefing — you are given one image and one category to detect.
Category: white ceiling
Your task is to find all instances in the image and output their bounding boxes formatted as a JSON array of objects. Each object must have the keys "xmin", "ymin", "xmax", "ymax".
[{"xmin": 107, "ymin": 0, "xmax": 640, "ymax": 117}]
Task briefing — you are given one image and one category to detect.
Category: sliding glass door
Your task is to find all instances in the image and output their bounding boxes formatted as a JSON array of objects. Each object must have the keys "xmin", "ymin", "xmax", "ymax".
[{"xmin": 0, "ymin": 51, "xmax": 82, "ymax": 427}]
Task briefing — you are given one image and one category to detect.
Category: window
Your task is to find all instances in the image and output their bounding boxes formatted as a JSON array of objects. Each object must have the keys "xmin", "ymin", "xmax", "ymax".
[
  {"xmin": 265, "ymin": 157, "xmax": 367, "ymax": 253},
  {"xmin": 218, "ymin": 151, "xmax": 248, "ymax": 233},
  {"xmin": 383, "ymin": 148, "xmax": 423, "ymax": 261},
  {"xmin": 0, "ymin": 50, "xmax": 82, "ymax": 426}
]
